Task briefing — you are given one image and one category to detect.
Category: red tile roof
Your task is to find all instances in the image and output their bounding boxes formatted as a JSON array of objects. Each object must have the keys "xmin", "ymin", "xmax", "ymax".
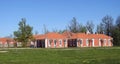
[
  {"xmin": 34, "ymin": 32, "xmax": 66, "ymax": 39},
  {"xmin": 33, "ymin": 32, "xmax": 113, "ymax": 40},
  {"xmin": 0, "ymin": 38, "xmax": 14, "ymax": 44}
]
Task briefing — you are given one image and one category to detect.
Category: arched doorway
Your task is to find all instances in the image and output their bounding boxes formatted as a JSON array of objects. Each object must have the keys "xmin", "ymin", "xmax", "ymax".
[
  {"xmin": 88, "ymin": 39, "xmax": 93, "ymax": 47},
  {"xmin": 68, "ymin": 39, "xmax": 77, "ymax": 47},
  {"xmin": 100, "ymin": 39, "xmax": 104, "ymax": 47},
  {"xmin": 36, "ymin": 39, "xmax": 45, "ymax": 48}
]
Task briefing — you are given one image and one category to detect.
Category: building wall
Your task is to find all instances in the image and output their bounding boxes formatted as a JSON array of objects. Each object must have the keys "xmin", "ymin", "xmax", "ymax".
[
  {"xmin": 46, "ymin": 39, "xmax": 66, "ymax": 48},
  {"xmin": 36, "ymin": 38, "xmax": 113, "ymax": 48}
]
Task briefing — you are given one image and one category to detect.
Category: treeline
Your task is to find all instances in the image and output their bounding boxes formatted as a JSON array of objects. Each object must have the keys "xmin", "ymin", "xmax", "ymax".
[
  {"xmin": 13, "ymin": 15, "xmax": 120, "ymax": 47},
  {"xmin": 66, "ymin": 15, "xmax": 120, "ymax": 46},
  {"xmin": 67, "ymin": 15, "xmax": 120, "ymax": 46}
]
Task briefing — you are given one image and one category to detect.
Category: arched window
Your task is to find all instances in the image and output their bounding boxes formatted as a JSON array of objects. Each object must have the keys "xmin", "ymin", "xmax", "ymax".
[
  {"xmin": 59, "ymin": 39, "xmax": 62, "ymax": 47},
  {"xmin": 54, "ymin": 40, "xmax": 57, "ymax": 47},
  {"xmin": 48, "ymin": 39, "xmax": 52, "ymax": 47}
]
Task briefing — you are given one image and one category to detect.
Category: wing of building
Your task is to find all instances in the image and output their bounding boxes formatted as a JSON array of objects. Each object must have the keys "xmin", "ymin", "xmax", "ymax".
[
  {"xmin": 33, "ymin": 31, "xmax": 113, "ymax": 48},
  {"xmin": 0, "ymin": 38, "xmax": 15, "ymax": 47}
]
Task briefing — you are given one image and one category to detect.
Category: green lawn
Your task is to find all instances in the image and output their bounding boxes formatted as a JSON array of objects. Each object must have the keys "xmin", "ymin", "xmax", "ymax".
[{"xmin": 0, "ymin": 47, "xmax": 120, "ymax": 64}]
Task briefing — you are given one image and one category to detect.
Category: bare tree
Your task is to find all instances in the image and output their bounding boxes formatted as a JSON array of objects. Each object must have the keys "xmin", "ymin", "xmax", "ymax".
[
  {"xmin": 116, "ymin": 16, "xmax": 120, "ymax": 30},
  {"xmin": 43, "ymin": 24, "xmax": 49, "ymax": 34},
  {"xmin": 35, "ymin": 30, "xmax": 39, "ymax": 35},
  {"xmin": 68, "ymin": 17, "xmax": 79, "ymax": 33},
  {"xmin": 78, "ymin": 24, "xmax": 87, "ymax": 33},
  {"xmin": 86, "ymin": 21, "xmax": 94, "ymax": 34},
  {"xmin": 96, "ymin": 23, "xmax": 104, "ymax": 34},
  {"xmin": 52, "ymin": 28, "xmax": 58, "ymax": 33},
  {"xmin": 102, "ymin": 15, "xmax": 113, "ymax": 36}
]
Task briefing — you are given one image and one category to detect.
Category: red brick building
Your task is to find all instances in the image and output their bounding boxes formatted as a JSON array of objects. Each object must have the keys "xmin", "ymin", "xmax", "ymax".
[
  {"xmin": 0, "ymin": 31, "xmax": 113, "ymax": 48},
  {"xmin": 33, "ymin": 31, "xmax": 113, "ymax": 48},
  {"xmin": 0, "ymin": 38, "xmax": 14, "ymax": 47}
]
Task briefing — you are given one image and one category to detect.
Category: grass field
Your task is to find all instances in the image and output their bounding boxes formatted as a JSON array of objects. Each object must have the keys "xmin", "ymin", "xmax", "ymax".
[{"xmin": 0, "ymin": 47, "xmax": 120, "ymax": 64}]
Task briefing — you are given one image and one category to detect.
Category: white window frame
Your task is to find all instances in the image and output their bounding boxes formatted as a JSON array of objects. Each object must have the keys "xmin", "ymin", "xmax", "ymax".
[
  {"xmin": 59, "ymin": 39, "xmax": 62, "ymax": 47},
  {"xmin": 64, "ymin": 39, "xmax": 67, "ymax": 47},
  {"xmin": 79, "ymin": 39, "xmax": 83, "ymax": 47},
  {"xmin": 48, "ymin": 39, "xmax": 51, "ymax": 47},
  {"xmin": 54, "ymin": 39, "xmax": 57, "ymax": 47}
]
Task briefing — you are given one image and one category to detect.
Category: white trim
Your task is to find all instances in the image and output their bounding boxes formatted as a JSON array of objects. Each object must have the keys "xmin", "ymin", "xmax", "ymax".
[
  {"xmin": 79, "ymin": 39, "xmax": 83, "ymax": 47},
  {"xmin": 77, "ymin": 39, "xmax": 79, "ymax": 47},
  {"xmin": 59, "ymin": 39, "xmax": 62, "ymax": 47},
  {"xmin": 48, "ymin": 39, "xmax": 50, "ymax": 47},
  {"xmin": 81, "ymin": 39, "xmax": 83, "ymax": 47},
  {"xmin": 45, "ymin": 39, "xmax": 48, "ymax": 48},
  {"xmin": 64, "ymin": 39, "xmax": 67, "ymax": 47},
  {"xmin": 54, "ymin": 39, "xmax": 57, "ymax": 48},
  {"xmin": 92, "ymin": 39, "xmax": 94, "ymax": 47},
  {"xmin": 99, "ymin": 39, "xmax": 101, "ymax": 47}
]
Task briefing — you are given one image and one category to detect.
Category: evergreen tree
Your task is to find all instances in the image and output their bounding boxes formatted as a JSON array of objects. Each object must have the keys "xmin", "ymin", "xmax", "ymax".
[{"xmin": 14, "ymin": 18, "xmax": 33, "ymax": 47}]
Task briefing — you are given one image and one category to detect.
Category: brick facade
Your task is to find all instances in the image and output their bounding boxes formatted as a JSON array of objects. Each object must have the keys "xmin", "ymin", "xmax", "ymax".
[{"xmin": 34, "ymin": 31, "xmax": 113, "ymax": 48}]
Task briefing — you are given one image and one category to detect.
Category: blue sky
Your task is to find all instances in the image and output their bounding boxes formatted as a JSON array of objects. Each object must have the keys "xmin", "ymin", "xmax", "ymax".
[{"xmin": 0, "ymin": 0, "xmax": 120, "ymax": 37}]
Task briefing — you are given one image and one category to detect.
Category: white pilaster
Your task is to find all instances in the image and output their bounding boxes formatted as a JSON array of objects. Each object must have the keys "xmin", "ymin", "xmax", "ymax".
[
  {"xmin": 104, "ymin": 39, "xmax": 106, "ymax": 46},
  {"xmin": 65, "ymin": 39, "xmax": 67, "ymax": 47},
  {"xmin": 86, "ymin": 39, "xmax": 88, "ymax": 47},
  {"xmin": 45, "ymin": 38, "xmax": 48, "ymax": 48},
  {"xmin": 81, "ymin": 39, "xmax": 83, "ymax": 47},
  {"xmin": 77, "ymin": 39, "xmax": 79, "ymax": 47},
  {"xmin": 92, "ymin": 39, "xmax": 94, "ymax": 47},
  {"xmin": 99, "ymin": 39, "xmax": 101, "ymax": 47}
]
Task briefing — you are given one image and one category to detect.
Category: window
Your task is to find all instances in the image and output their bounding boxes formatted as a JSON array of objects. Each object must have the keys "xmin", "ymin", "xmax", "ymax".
[
  {"xmin": 79, "ymin": 39, "xmax": 83, "ymax": 47},
  {"xmin": 59, "ymin": 39, "xmax": 62, "ymax": 47},
  {"xmin": 54, "ymin": 40, "xmax": 57, "ymax": 47},
  {"xmin": 80, "ymin": 39, "xmax": 82, "ymax": 44},
  {"xmin": 48, "ymin": 39, "xmax": 50, "ymax": 47},
  {"xmin": 48, "ymin": 39, "xmax": 52, "ymax": 47},
  {"xmin": 63, "ymin": 39, "xmax": 67, "ymax": 47}
]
